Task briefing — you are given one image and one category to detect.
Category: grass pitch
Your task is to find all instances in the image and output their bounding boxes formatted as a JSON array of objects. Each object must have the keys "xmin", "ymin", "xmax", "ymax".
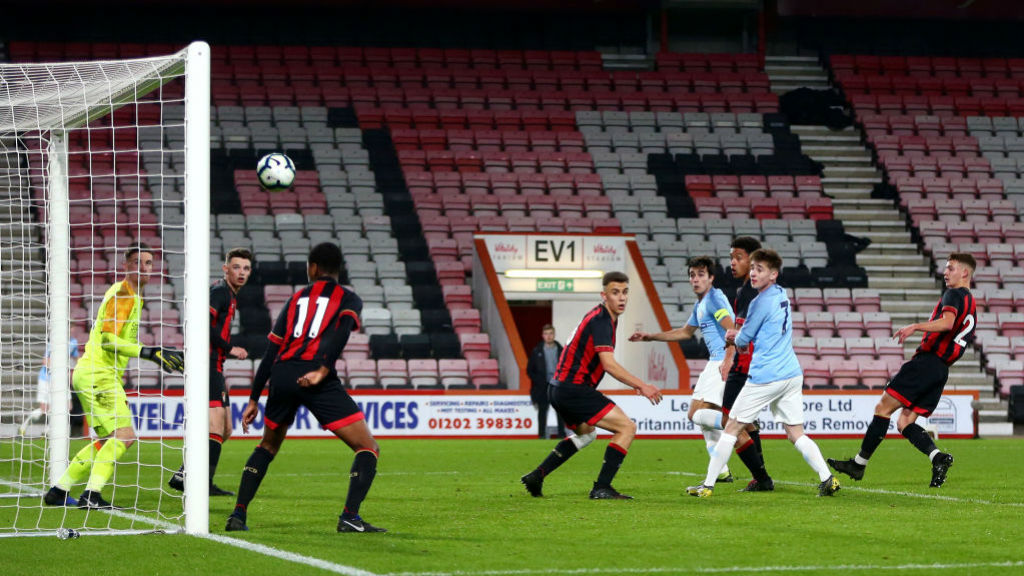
[{"xmin": 2, "ymin": 437, "xmax": 1023, "ymax": 576}]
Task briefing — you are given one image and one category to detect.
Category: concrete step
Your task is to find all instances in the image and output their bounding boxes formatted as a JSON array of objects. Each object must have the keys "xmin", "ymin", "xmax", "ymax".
[
  {"xmin": 821, "ymin": 176, "xmax": 883, "ymax": 187},
  {"xmin": 832, "ymin": 198, "xmax": 895, "ymax": 209},
  {"xmin": 869, "ymin": 276, "xmax": 941, "ymax": 290},
  {"xmin": 791, "ymin": 125, "xmax": 858, "ymax": 135},
  {"xmin": 765, "ymin": 56, "xmax": 822, "ymax": 65},
  {"xmin": 859, "ymin": 253, "xmax": 929, "ymax": 267},
  {"xmin": 771, "ymin": 82, "xmax": 831, "ymax": 93},
  {"xmin": 833, "ymin": 208, "xmax": 903, "ymax": 222},
  {"xmin": 768, "ymin": 73, "xmax": 829, "ymax": 82},
  {"xmin": 806, "ymin": 155, "xmax": 874, "ymax": 168},
  {"xmin": 876, "ymin": 287, "xmax": 943, "ymax": 301},
  {"xmin": 852, "ymin": 231, "xmax": 914, "ymax": 244},
  {"xmin": 825, "ymin": 187, "xmax": 875, "ymax": 200},
  {"xmin": 765, "ymin": 64, "xmax": 828, "ymax": 75},
  {"xmin": 979, "ymin": 409, "xmax": 1009, "ymax": 422},
  {"xmin": 824, "ymin": 165, "xmax": 883, "ymax": 179},
  {"xmin": 980, "ymin": 421, "xmax": 1014, "ymax": 437},
  {"xmin": 863, "ymin": 265, "xmax": 933, "ymax": 277},
  {"xmin": 798, "ymin": 135, "xmax": 863, "ymax": 146},
  {"xmin": 859, "ymin": 243, "xmax": 920, "ymax": 256}
]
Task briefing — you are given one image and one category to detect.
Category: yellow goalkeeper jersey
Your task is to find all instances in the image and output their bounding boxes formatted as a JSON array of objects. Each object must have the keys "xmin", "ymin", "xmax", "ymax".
[{"xmin": 76, "ymin": 280, "xmax": 143, "ymax": 386}]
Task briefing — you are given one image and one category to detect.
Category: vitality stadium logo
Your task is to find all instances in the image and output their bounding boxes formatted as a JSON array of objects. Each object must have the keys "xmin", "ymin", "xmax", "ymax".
[{"xmin": 927, "ymin": 397, "xmax": 957, "ymax": 434}]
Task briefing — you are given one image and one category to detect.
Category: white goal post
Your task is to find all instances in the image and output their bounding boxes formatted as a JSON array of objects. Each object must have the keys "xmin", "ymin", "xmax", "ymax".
[{"xmin": 0, "ymin": 41, "xmax": 210, "ymax": 536}]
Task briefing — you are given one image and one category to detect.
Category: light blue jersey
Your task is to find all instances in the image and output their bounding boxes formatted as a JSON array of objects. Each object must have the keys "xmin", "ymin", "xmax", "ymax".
[
  {"xmin": 687, "ymin": 287, "xmax": 734, "ymax": 361},
  {"xmin": 734, "ymin": 284, "xmax": 801, "ymax": 384},
  {"xmin": 38, "ymin": 338, "xmax": 80, "ymax": 383}
]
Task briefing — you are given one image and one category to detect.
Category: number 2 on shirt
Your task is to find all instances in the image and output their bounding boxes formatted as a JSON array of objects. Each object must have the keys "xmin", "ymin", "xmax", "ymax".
[{"xmin": 292, "ymin": 296, "xmax": 331, "ymax": 339}]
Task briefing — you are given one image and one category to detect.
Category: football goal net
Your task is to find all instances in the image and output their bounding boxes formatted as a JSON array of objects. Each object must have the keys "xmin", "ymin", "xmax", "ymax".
[{"xmin": 0, "ymin": 41, "xmax": 210, "ymax": 537}]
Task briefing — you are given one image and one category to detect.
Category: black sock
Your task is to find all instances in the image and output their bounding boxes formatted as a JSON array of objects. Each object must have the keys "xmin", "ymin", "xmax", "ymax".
[
  {"xmin": 748, "ymin": 428, "xmax": 763, "ymax": 459},
  {"xmin": 736, "ymin": 439, "xmax": 770, "ymax": 482},
  {"xmin": 857, "ymin": 415, "xmax": 891, "ymax": 461},
  {"xmin": 209, "ymin": 435, "xmax": 223, "ymax": 485},
  {"xmin": 342, "ymin": 450, "xmax": 379, "ymax": 520},
  {"xmin": 594, "ymin": 443, "xmax": 627, "ymax": 488},
  {"xmin": 536, "ymin": 438, "xmax": 579, "ymax": 478},
  {"xmin": 233, "ymin": 446, "xmax": 274, "ymax": 520},
  {"xmin": 901, "ymin": 423, "xmax": 938, "ymax": 457}
]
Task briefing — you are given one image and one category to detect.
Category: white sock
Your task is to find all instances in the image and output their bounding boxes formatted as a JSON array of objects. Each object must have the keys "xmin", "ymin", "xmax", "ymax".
[
  {"xmin": 928, "ymin": 449, "xmax": 940, "ymax": 462},
  {"xmin": 794, "ymin": 435, "xmax": 832, "ymax": 482},
  {"xmin": 854, "ymin": 454, "xmax": 869, "ymax": 466},
  {"xmin": 702, "ymin": 428, "xmax": 729, "ymax": 476},
  {"xmin": 703, "ymin": 433, "xmax": 737, "ymax": 487},
  {"xmin": 691, "ymin": 409, "xmax": 722, "ymax": 430}
]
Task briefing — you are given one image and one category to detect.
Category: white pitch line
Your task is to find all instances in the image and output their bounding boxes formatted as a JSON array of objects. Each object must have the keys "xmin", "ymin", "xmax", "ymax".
[
  {"xmin": 384, "ymin": 561, "xmax": 1024, "ymax": 576},
  {"xmin": 202, "ymin": 532, "xmax": 380, "ymax": 576},
  {"xmin": 667, "ymin": 470, "xmax": 1024, "ymax": 507},
  {"xmin": 0, "ymin": 476, "xmax": 378, "ymax": 576}
]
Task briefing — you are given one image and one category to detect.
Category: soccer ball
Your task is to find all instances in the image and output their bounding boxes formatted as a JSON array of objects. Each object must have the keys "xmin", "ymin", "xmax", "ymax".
[{"xmin": 256, "ymin": 153, "xmax": 295, "ymax": 191}]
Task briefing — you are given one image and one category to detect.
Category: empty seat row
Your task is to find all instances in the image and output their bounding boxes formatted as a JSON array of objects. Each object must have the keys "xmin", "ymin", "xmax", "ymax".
[
  {"xmin": 406, "ymin": 171, "xmax": 604, "ymax": 196},
  {"xmin": 904, "ymin": 197, "xmax": 1018, "ymax": 223},
  {"xmin": 575, "ymin": 110, "xmax": 764, "ymax": 131},
  {"xmin": 860, "ymin": 114, "xmax": 970, "ymax": 136},
  {"xmin": 222, "ymin": 67, "xmax": 773, "ymax": 93},
  {"xmin": 836, "ymin": 73, "xmax": 1024, "ymax": 97},
  {"xmin": 832, "ymin": 55, "xmax": 1024, "ymax": 78},
  {"xmin": 398, "ymin": 150, "xmax": 593, "ymax": 173},
  {"xmin": 801, "ymin": 357, "xmax": 905, "ymax": 390},
  {"xmin": 870, "ymin": 134, "xmax": 980, "ymax": 157},
  {"xmin": 924, "ymin": 241, "xmax": 1024, "ymax": 267},
  {"xmin": 693, "ymin": 197, "xmax": 834, "ymax": 220},
  {"xmin": 685, "ymin": 174, "xmax": 822, "ymax": 198},
  {"xmin": 413, "ymin": 193, "xmax": 613, "ymax": 218},
  {"xmin": 894, "ymin": 177, "xmax": 1006, "ymax": 200},
  {"xmin": 338, "ymin": 358, "xmax": 500, "ymax": 390},
  {"xmin": 850, "ymin": 94, "xmax": 1024, "ymax": 117},
  {"xmin": 583, "ymin": 132, "xmax": 775, "ymax": 156},
  {"xmin": 918, "ymin": 221, "xmax": 1024, "ymax": 243},
  {"xmin": 793, "ymin": 337, "xmax": 906, "ymax": 359}
]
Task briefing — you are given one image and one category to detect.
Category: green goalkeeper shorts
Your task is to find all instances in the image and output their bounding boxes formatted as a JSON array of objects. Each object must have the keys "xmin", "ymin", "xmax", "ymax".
[{"xmin": 72, "ymin": 365, "xmax": 132, "ymax": 438}]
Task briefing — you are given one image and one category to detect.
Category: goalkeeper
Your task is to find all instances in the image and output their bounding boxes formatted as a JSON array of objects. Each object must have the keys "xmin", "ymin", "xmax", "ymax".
[{"xmin": 44, "ymin": 244, "xmax": 184, "ymax": 509}]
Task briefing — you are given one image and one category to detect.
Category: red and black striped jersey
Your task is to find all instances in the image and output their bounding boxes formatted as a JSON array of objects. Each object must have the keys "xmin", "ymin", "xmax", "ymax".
[
  {"xmin": 917, "ymin": 287, "xmax": 976, "ymax": 366},
  {"xmin": 209, "ymin": 279, "xmax": 236, "ymax": 373},
  {"xmin": 554, "ymin": 304, "xmax": 616, "ymax": 388},
  {"xmin": 268, "ymin": 279, "xmax": 362, "ymax": 365},
  {"xmin": 729, "ymin": 280, "xmax": 758, "ymax": 375}
]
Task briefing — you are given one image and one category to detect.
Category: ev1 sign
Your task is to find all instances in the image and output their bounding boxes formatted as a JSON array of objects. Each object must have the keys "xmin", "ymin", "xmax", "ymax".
[
  {"xmin": 528, "ymin": 236, "xmax": 579, "ymax": 268},
  {"xmin": 480, "ymin": 234, "xmax": 626, "ymax": 273}
]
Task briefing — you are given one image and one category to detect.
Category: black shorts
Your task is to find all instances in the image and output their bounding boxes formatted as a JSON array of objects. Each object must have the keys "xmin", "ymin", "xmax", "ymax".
[
  {"xmin": 264, "ymin": 362, "xmax": 364, "ymax": 432},
  {"xmin": 549, "ymin": 384, "xmax": 616, "ymax": 430},
  {"xmin": 210, "ymin": 368, "xmax": 228, "ymax": 408},
  {"xmin": 885, "ymin": 353, "xmax": 949, "ymax": 417},
  {"xmin": 721, "ymin": 371, "xmax": 749, "ymax": 414}
]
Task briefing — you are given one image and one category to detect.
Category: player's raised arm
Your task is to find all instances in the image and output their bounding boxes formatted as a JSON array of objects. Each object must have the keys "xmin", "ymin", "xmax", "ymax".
[{"xmin": 629, "ymin": 324, "xmax": 696, "ymax": 342}]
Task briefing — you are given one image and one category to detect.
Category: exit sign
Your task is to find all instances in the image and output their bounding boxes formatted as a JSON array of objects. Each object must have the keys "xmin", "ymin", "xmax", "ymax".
[{"xmin": 536, "ymin": 279, "xmax": 575, "ymax": 292}]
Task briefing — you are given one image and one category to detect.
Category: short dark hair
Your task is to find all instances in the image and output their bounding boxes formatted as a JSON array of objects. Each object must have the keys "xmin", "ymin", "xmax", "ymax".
[
  {"xmin": 948, "ymin": 252, "xmax": 976, "ymax": 272},
  {"xmin": 308, "ymin": 242, "xmax": 343, "ymax": 276},
  {"xmin": 225, "ymin": 247, "xmax": 253, "ymax": 264},
  {"xmin": 125, "ymin": 243, "xmax": 153, "ymax": 261},
  {"xmin": 750, "ymin": 248, "xmax": 782, "ymax": 272},
  {"xmin": 542, "ymin": 324, "xmax": 554, "ymax": 332},
  {"xmin": 730, "ymin": 236, "xmax": 762, "ymax": 255},
  {"xmin": 687, "ymin": 256, "xmax": 716, "ymax": 277},
  {"xmin": 602, "ymin": 271, "xmax": 629, "ymax": 286}
]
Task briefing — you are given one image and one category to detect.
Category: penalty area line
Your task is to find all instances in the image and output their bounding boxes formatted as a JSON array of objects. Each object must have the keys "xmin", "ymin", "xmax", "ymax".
[{"xmin": 384, "ymin": 560, "xmax": 1024, "ymax": 576}]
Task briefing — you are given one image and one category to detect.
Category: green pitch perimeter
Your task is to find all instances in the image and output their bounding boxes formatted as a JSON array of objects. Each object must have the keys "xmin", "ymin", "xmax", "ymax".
[{"xmin": 2, "ymin": 438, "xmax": 1023, "ymax": 576}]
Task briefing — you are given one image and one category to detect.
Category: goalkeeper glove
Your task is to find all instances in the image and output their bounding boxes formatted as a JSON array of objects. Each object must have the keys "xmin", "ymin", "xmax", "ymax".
[{"xmin": 141, "ymin": 347, "xmax": 185, "ymax": 374}]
